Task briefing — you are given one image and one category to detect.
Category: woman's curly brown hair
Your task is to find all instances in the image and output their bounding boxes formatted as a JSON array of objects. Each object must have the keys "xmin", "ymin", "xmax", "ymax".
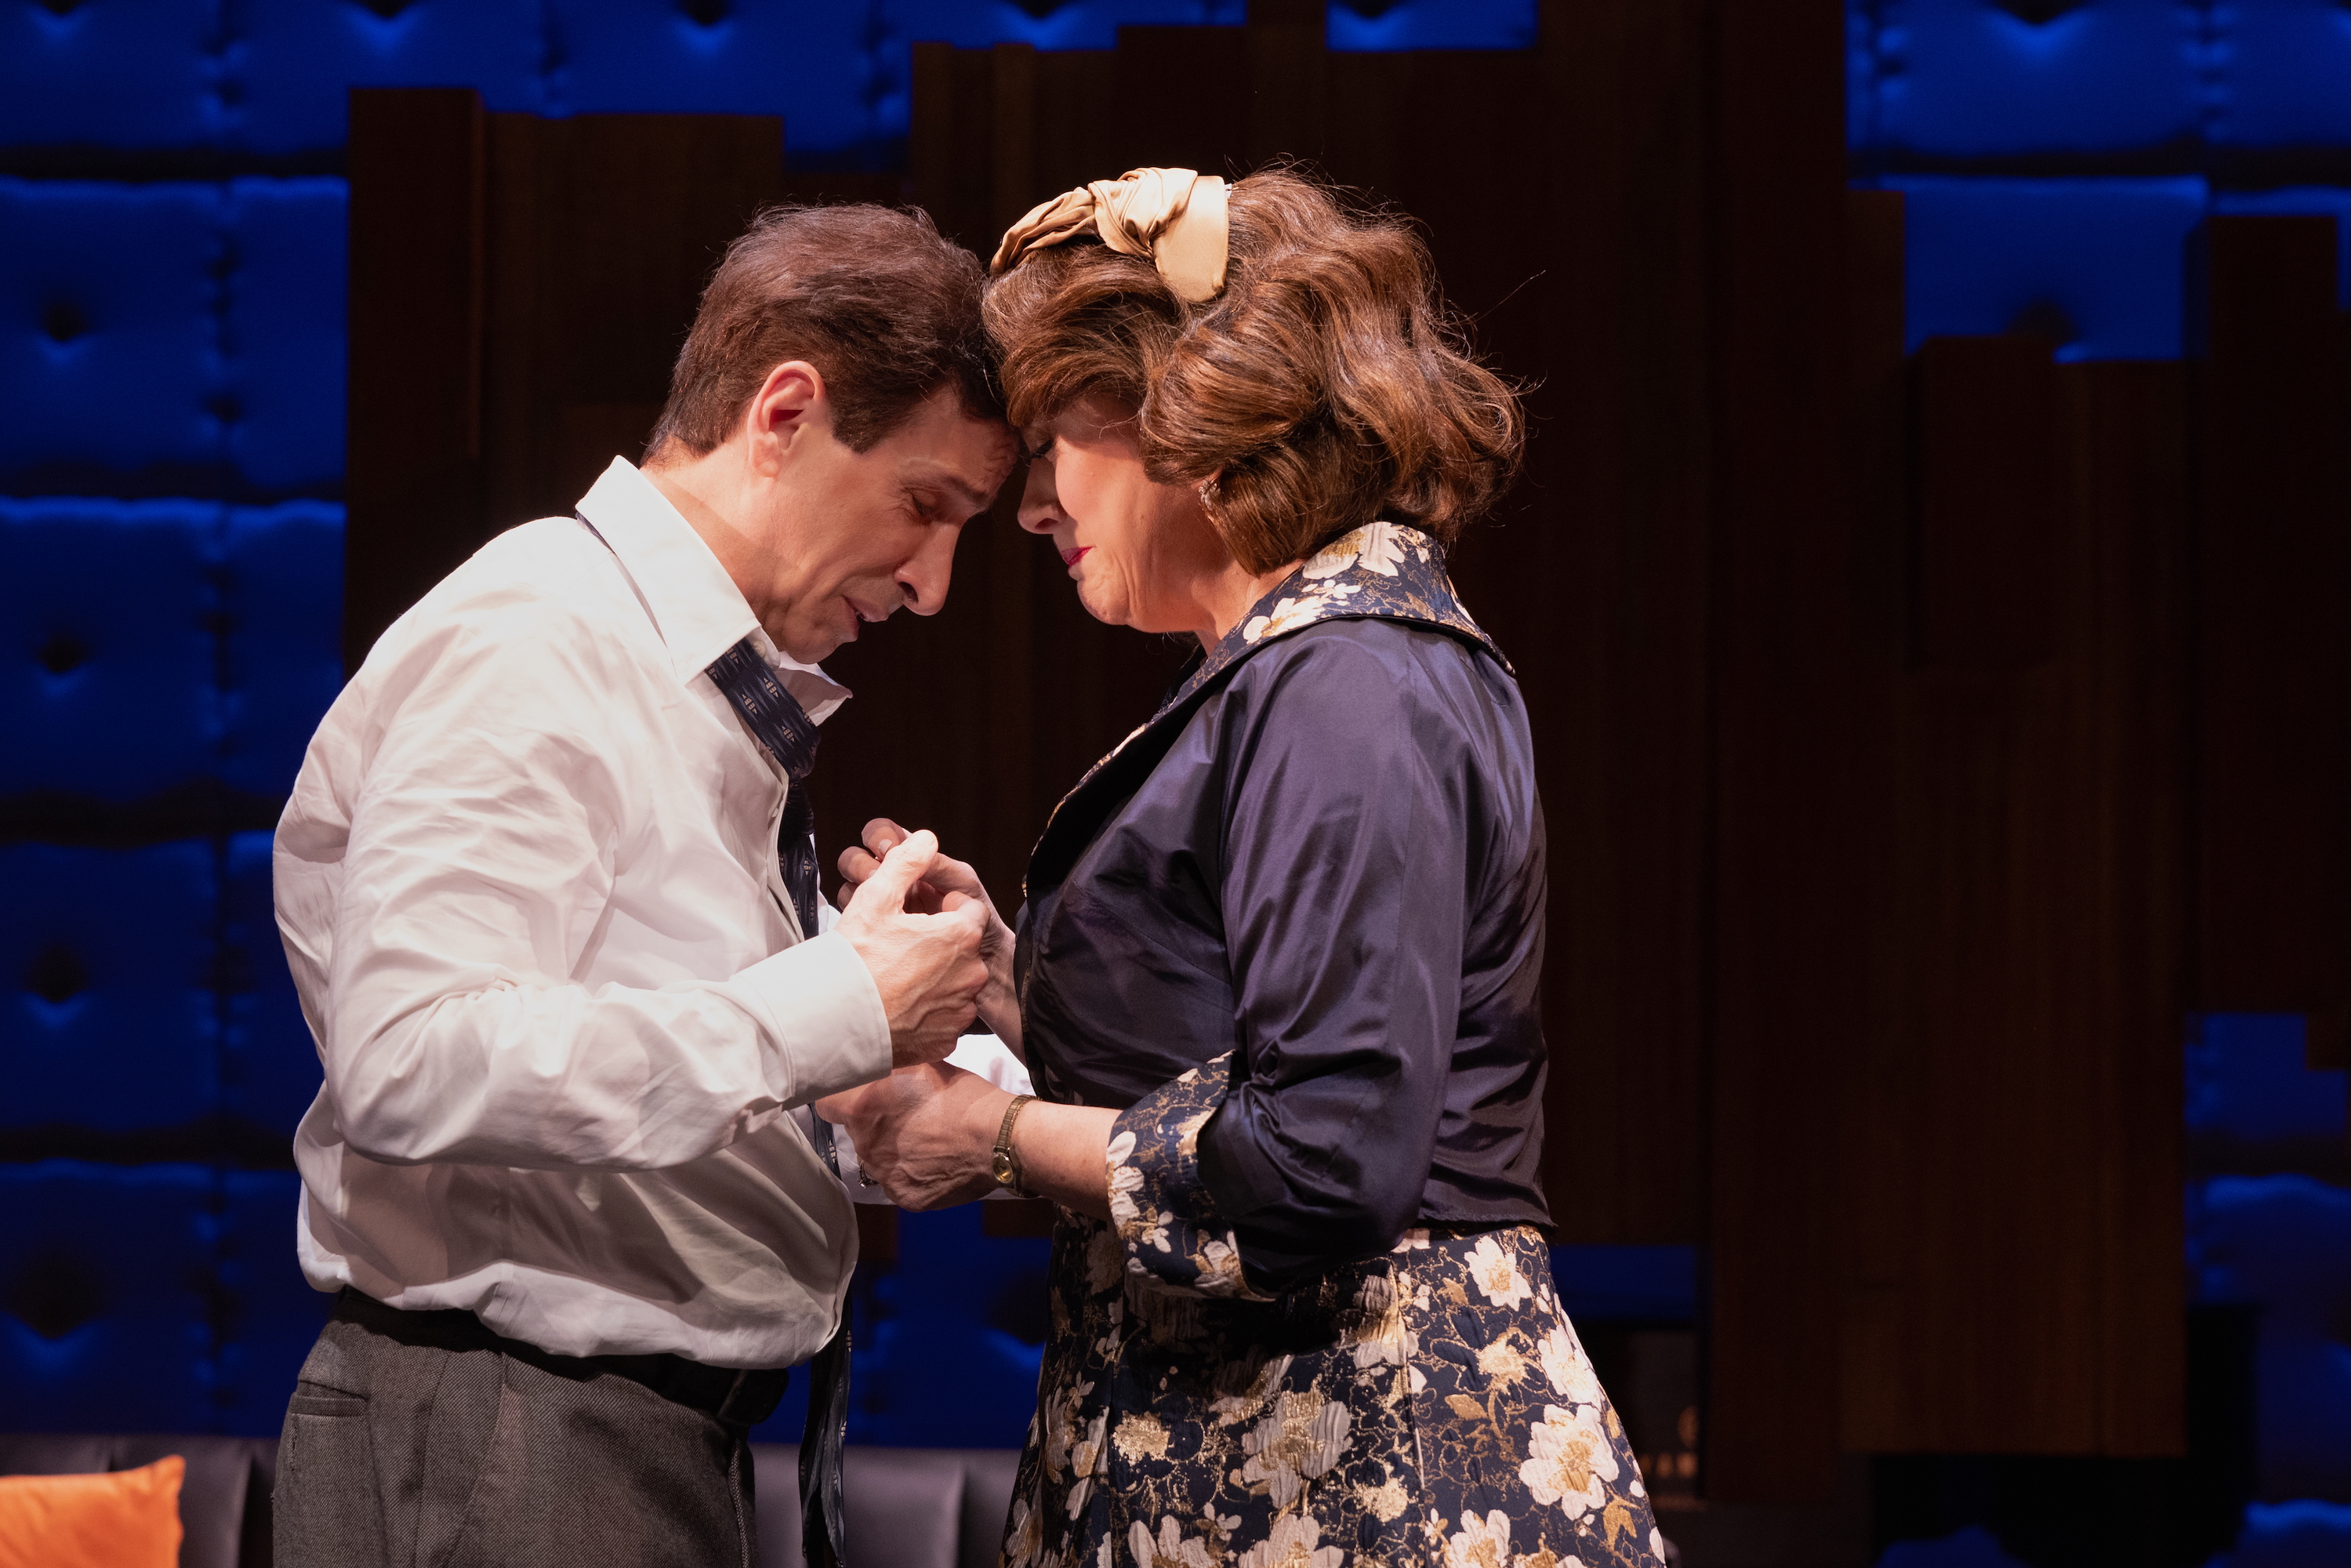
[{"xmin": 982, "ymin": 170, "xmax": 1523, "ymax": 574}]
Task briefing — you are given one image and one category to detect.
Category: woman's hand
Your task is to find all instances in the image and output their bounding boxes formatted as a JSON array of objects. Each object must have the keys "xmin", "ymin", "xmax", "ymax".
[
  {"xmin": 836, "ymin": 818, "xmax": 1021, "ymax": 1054},
  {"xmin": 816, "ymin": 1065, "xmax": 1005, "ymax": 1211}
]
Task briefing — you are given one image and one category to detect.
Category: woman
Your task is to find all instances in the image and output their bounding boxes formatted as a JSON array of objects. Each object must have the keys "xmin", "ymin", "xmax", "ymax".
[{"xmin": 824, "ymin": 168, "xmax": 1667, "ymax": 1568}]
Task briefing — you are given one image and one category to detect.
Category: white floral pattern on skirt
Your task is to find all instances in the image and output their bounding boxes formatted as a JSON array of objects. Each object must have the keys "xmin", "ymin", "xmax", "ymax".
[
  {"xmin": 1001, "ymin": 1217, "xmax": 1668, "ymax": 1568},
  {"xmin": 1000, "ymin": 1055, "xmax": 1667, "ymax": 1568}
]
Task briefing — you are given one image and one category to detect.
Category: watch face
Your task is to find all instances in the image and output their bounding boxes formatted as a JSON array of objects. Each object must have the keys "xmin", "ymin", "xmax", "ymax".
[{"xmin": 992, "ymin": 1151, "xmax": 1015, "ymax": 1184}]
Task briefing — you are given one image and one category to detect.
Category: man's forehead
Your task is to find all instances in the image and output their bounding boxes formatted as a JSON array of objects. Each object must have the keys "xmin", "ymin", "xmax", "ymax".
[{"xmin": 903, "ymin": 416, "xmax": 1018, "ymax": 507}]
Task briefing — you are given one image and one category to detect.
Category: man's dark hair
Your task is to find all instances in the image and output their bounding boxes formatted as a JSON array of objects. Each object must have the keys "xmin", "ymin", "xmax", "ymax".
[{"xmin": 648, "ymin": 203, "xmax": 1001, "ymax": 458}]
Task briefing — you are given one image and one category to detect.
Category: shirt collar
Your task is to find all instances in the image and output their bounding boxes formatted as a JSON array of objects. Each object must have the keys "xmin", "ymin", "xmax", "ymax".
[{"xmin": 575, "ymin": 456, "xmax": 851, "ymax": 724}]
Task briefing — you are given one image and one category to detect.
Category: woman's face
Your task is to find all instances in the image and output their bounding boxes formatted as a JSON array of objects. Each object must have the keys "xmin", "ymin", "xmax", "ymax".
[{"xmin": 1016, "ymin": 397, "xmax": 1231, "ymax": 637}]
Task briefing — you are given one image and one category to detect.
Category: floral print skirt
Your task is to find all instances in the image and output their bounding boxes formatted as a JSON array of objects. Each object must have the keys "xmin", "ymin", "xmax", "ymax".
[{"xmin": 1000, "ymin": 1217, "xmax": 1669, "ymax": 1568}]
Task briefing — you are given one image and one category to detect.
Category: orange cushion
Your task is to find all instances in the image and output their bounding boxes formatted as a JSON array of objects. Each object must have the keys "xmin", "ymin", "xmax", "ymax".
[{"xmin": 0, "ymin": 1454, "xmax": 184, "ymax": 1568}]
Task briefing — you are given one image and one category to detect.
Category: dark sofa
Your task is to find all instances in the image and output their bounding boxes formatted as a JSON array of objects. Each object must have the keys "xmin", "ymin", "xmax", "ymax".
[{"xmin": 0, "ymin": 1434, "xmax": 1018, "ymax": 1568}]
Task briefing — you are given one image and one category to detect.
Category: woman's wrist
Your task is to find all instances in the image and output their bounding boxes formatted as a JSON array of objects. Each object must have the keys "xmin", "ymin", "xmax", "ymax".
[
  {"xmin": 997, "ymin": 1099, "xmax": 1118, "ymax": 1221},
  {"xmin": 971, "ymin": 1085, "xmax": 1017, "ymax": 1184},
  {"xmin": 976, "ymin": 971, "xmax": 1023, "ymax": 1054}
]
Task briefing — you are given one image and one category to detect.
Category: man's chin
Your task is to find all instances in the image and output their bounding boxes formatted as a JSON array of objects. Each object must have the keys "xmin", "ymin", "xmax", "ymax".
[{"xmin": 776, "ymin": 625, "xmax": 843, "ymax": 664}]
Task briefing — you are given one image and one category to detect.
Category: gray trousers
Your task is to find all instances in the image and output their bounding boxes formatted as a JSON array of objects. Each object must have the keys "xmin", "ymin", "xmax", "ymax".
[{"xmin": 274, "ymin": 1292, "xmax": 767, "ymax": 1568}]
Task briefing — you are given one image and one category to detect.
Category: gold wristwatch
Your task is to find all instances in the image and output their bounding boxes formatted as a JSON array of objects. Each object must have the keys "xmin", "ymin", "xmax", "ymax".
[{"xmin": 991, "ymin": 1094, "xmax": 1035, "ymax": 1196}]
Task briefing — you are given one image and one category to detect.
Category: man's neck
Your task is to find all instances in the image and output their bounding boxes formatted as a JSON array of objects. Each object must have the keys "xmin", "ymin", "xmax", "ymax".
[{"xmin": 643, "ymin": 452, "xmax": 780, "ymax": 630}]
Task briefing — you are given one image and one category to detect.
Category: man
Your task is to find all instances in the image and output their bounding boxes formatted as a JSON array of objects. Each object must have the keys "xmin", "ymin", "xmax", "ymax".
[{"xmin": 269, "ymin": 205, "xmax": 1017, "ymax": 1566}]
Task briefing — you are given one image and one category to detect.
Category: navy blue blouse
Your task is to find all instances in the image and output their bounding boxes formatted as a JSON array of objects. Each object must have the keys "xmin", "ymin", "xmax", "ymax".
[{"xmin": 1015, "ymin": 522, "xmax": 1551, "ymax": 1290}]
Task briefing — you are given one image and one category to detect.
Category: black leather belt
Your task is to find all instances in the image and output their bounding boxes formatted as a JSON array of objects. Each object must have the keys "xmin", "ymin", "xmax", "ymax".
[{"xmin": 333, "ymin": 1288, "xmax": 789, "ymax": 1428}]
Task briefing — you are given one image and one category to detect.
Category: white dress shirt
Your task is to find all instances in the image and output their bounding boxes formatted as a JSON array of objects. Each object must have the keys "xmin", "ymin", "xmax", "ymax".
[{"xmin": 276, "ymin": 457, "xmax": 892, "ymax": 1370}]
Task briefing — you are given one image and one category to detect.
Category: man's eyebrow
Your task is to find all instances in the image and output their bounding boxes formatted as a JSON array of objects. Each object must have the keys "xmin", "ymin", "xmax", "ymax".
[{"xmin": 908, "ymin": 463, "xmax": 996, "ymax": 514}]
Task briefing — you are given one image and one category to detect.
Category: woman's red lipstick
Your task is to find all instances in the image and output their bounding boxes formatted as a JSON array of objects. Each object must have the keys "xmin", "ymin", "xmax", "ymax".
[{"xmin": 1060, "ymin": 546, "xmax": 1091, "ymax": 567}]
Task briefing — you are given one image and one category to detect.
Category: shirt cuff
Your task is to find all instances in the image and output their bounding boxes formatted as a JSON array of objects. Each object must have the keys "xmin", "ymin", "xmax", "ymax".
[
  {"xmin": 945, "ymin": 1033, "xmax": 1034, "ymax": 1095},
  {"xmin": 728, "ymin": 931, "xmax": 892, "ymax": 1105}
]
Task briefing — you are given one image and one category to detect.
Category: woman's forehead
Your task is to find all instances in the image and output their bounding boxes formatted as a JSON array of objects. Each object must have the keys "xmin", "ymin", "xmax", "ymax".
[{"xmin": 1049, "ymin": 394, "xmax": 1142, "ymax": 442}]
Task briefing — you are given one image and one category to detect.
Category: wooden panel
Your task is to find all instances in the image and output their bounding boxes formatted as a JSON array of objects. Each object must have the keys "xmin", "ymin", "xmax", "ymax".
[
  {"xmin": 1913, "ymin": 337, "xmax": 2059, "ymax": 669},
  {"xmin": 854, "ymin": 1204, "xmax": 900, "ymax": 1269},
  {"xmin": 1874, "ymin": 348, "xmax": 2091, "ymax": 1456},
  {"xmin": 779, "ymin": 169, "xmax": 904, "ymax": 209},
  {"xmin": 1841, "ymin": 346, "xmax": 2189, "ymax": 1457},
  {"xmin": 2195, "ymin": 216, "xmax": 2351, "ymax": 1067},
  {"xmin": 1848, "ymin": 191, "xmax": 1910, "ymax": 674},
  {"xmin": 1838, "ymin": 187, "xmax": 1915, "ymax": 1462},
  {"xmin": 477, "ymin": 110, "xmax": 546, "ymax": 535},
  {"xmin": 909, "ymin": 41, "xmax": 995, "ymax": 252},
  {"xmin": 1028, "ymin": 49, "xmax": 1123, "ymax": 205},
  {"xmin": 343, "ymin": 88, "xmax": 485, "ymax": 673},
  {"xmin": 1111, "ymin": 27, "xmax": 1248, "ymax": 177},
  {"xmin": 481, "ymin": 113, "xmax": 785, "ymax": 535},
  {"xmin": 1243, "ymin": 15, "xmax": 1328, "ymax": 170},
  {"xmin": 2066, "ymin": 364, "xmax": 2188, "ymax": 1456},
  {"xmin": 1703, "ymin": 0, "xmax": 1855, "ymax": 1504},
  {"xmin": 981, "ymin": 1198, "xmax": 1061, "ymax": 1239},
  {"xmin": 1838, "ymin": 234, "xmax": 2190, "ymax": 1453},
  {"xmin": 1513, "ymin": 0, "xmax": 1715, "ymax": 1250}
]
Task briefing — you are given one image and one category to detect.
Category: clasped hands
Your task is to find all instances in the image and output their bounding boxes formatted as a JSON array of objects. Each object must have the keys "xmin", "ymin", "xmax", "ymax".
[{"xmin": 823, "ymin": 818, "xmax": 1025, "ymax": 1210}]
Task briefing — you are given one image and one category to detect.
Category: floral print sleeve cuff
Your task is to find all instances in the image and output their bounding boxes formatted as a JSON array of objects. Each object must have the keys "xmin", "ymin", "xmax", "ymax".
[{"xmin": 1105, "ymin": 1052, "xmax": 1277, "ymax": 1301}]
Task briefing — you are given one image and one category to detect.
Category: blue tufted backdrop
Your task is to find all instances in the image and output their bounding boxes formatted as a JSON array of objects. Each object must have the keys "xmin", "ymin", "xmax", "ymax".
[{"xmin": 0, "ymin": 5, "xmax": 2342, "ymax": 1555}]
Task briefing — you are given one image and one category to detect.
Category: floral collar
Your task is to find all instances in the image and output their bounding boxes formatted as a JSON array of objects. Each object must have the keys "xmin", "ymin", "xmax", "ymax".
[
  {"xmin": 1025, "ymin": 521, "xmax": 1507, "ymax": 899},
  {"xmin": 1175, "ymin": 519, "xmax": 1507, "ymax": 706}
]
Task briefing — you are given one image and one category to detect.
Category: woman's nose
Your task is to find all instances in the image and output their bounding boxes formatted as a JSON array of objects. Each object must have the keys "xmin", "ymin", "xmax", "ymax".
[{"xmin": 1016, "ymin": 461, "xmax": 1060, "ymax": 535}]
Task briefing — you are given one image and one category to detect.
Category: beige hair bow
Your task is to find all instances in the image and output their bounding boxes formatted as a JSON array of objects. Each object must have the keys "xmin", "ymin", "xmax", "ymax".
[{"xmin": 990, "ymin": 167, "xmax": 1231, "ymax": 303}]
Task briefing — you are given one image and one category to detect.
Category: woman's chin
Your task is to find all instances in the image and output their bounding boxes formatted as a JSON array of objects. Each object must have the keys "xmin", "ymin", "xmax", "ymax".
[{"xmin": 1073, "ymin": 583, "xmax": 1125, "ymax": 628}]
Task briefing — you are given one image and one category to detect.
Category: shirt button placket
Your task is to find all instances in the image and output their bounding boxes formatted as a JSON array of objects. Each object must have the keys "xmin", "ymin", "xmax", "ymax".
[{"xmin": 767, "ymin": 789, "xmax": 789, "ymax": 904}]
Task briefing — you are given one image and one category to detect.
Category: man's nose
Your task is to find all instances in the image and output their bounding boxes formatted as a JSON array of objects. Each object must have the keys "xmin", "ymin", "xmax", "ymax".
[{"xmin": 898, "ymin": 527, "xmax": 960, "ymax": 617}]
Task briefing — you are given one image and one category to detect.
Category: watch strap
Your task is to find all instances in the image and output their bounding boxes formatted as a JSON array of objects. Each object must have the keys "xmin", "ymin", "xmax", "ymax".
[{"xmin": 993, "ymin": 1093, "xmax": 1036, "ymax": 1196}]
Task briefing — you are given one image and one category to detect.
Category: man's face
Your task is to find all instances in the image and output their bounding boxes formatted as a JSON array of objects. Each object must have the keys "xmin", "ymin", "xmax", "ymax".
[{"xmin": 751, "ymin": 386, "xmax": 1016, "ymax": 662}]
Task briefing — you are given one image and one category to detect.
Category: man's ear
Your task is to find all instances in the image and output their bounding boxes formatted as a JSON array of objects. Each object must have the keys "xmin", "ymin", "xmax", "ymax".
[{"xmin": 742, "ymin": 360, "xmax": 829, "ymax": 476}]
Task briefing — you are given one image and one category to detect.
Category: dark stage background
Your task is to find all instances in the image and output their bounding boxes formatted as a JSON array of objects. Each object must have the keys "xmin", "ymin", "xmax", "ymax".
[{"xmin": 2, "ymin": 4, "xmax": 2346, "ymax": 1565}]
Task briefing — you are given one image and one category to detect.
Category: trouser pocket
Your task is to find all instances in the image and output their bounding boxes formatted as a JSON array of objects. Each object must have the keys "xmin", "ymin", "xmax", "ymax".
[
  {"xmin": 275, "ymin": 1386, "xmax": 389, "ymax": 1568},
  {"xmin": 437, "ymin": 1375, "xmax": 528, "ymax": 1568}
]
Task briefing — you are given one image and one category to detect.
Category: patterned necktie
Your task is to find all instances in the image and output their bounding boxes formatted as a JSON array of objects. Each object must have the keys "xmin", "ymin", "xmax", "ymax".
[
  {"xmin": 705, "ymin": 638, "xmax": 824, "ymax": 938},
  {"xmin": 703, "ymin": 638, "xmax": 852, "ymax": 1568}
]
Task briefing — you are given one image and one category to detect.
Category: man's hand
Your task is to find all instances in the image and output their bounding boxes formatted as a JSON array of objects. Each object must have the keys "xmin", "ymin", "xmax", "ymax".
[
  {"xmin": 837, "ymin": 818, "xmax": 1021, "ymax": 1052},
  {"xmin": 834, "ymin": 830, "xmax": 989, "ymax": 1067},
  {"xmin": 815, "ymin": 1065, "xmax": 1005, "ymax": 1210}
]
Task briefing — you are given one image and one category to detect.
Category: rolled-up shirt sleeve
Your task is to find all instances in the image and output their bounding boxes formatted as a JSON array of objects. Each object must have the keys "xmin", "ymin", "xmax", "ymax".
[
  {"xmin": 307, "ymin": 593, "xmax": 891, "ymax": 1171},
  {"xmin": 1111, "ymin": 629, "xmax": 1471, "ymax": 1293}
]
